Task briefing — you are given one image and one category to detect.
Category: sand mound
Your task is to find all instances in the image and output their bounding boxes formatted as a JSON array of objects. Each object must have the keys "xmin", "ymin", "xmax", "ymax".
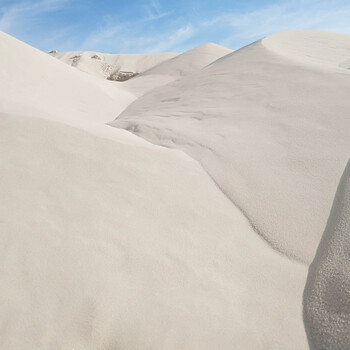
[
  {"xmin": 111, "ymin": 30, "xmax": 350, "ymax": 264},
  {"xmin": 0, "ymin": 31, "xmax": 136, "ymax": 127},
  {"xmin": 0, "ymin": 29, "xmax": 310, "ymax": 350},
  {"xmin": 0, "ymin": 30, "xmax": 145, "ymax": 145},
  {"xmin": 51, "ymin": 50, "xmax": 178, "ymax": 80},
  {"xmin": 0, "ymin": 113, "xmax": 308, "ymax": 349},
  {"xmin": 304, "ymin": 159, "xmax": 350, "ymax": 350}
]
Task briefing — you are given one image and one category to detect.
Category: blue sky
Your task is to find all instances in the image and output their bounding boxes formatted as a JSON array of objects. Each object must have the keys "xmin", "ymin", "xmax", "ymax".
[{"xmin": 1, "ymin": 0, "xmax": 350, "ymax": 53}]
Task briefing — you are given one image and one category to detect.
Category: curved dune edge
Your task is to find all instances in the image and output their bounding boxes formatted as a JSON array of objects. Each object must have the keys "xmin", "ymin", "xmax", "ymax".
[
  {"xmin": 141, "ymin": 43, "xmax": 232, "ymax": 77},
  {"xmin": 111, "ymin": 30, "xmax": 350, "ymax": 264},
  {"xmin": 304, "ymin": 159, "xmax": 350, "ymax": 350},
  {"xmin": 122, "ymin": 43, "xmax": 233, "ymax": 97},
  {"xmin": 262, "ymin": 30, "xmax": 350, "ymax": 71}
]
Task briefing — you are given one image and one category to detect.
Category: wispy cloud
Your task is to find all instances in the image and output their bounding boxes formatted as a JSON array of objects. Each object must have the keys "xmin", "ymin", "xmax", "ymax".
[
  {"xmin": 80, "ymin": 23, "xmax": 123, "ymax": 52},
  {"xmin": 206, "ymin": 0, "xmax": 350, "ymax": 48},
  {"xmin": 81, "ymin": 17, "xmax": 194, "ymax": 54},
  {"xmin": 0, "ymin": 0, "xmax": 70, "ymax": 32},
  {"xmin": 143, "ymin": 0, "xmax": 171, "ymax": 21},
  {"xmin": 143, "ymin": 24, "xmax": 195, "ymax": 52}
]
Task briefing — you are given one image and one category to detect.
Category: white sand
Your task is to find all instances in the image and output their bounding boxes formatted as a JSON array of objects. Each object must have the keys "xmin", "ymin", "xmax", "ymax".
[
  {"xmin": 0, "ymin": 112, "xmax": 308, "ymax": 349},
  {"xmin": 0, "ymin": 28, "xmax": 349, "ymax": 349},
  {"xmin": 304, "ymin": 159, "xmax": 350, "ymax": 350},
  {"xmin": 0, "ymin": 31, "xmax": 147, "ymax": 145},
  {"xmin": 0, "ymin": 31, "xmax": 134, "ymax": 123}
]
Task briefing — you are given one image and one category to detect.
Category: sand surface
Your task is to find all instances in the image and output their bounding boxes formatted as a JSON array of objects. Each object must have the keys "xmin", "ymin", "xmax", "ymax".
[{"xmin": 0, "ymin": 29, "xmax": 349, "ymax": 350}]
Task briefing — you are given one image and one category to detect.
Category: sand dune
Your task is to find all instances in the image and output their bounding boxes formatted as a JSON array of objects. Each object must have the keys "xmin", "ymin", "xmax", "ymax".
[
  {"xmin": 0, "ymin": 28, "xmax": 349, "ymax": 349},
  {"xmin": 0, "ymin": 112, "xmax": 308, "ymax": 349},
  {"xmin": 112, "ymin": 30, "xmax": 350, "ymax": 264},
  {"xmin": 0, "ymin": 30, "xmax": 146, "ymax": 144},
  {"xmin": 0, "ymin": 31, "xmax": 134, "ymax": 124}
]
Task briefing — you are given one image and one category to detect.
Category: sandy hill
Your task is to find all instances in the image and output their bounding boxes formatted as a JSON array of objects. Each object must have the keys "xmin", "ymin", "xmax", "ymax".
[
  {"xmin": 0, "ymin": 31, "xmax": 135, "ymax": 128},
  {"xmin": 0, "ymin": 29, "xmax": 309, "ymax": 349},
  {"xmin": 0, "ymin": 30, "xmax": 149, "ymax": 145},
  {"xmin": 111, "ymin": 30, "xmax": 350, "ymax": 265},
  {"xmin": 0, "ymin": 29, "xmax": 309, "ymax": 350},
  {"xmin": 1, "ymin": 28, "xmax": 349, "ymax": 350},
  {"xmin": 51, "ymin": 50, "xmax": 178, "ymax": 80}
]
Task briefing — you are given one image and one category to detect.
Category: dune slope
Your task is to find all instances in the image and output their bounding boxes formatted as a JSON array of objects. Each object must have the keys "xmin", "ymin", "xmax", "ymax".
[
  {"xmin": 304, "ymin": 159, "xmax": 350, "ymax": 350},
  {"xmin": 0, "ymin": 113, "xmax": 308, "ymax": 350},
  {"xmin": 0, "ymin": 31, "xmax": 135, "ymax": 130},
  {"xmin": 111, "ymin": 30, "xmax": 350, "ymax": 264}
]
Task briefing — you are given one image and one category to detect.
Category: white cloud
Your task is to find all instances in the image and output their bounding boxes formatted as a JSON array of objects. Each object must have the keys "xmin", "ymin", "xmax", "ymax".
[
  {"xmin": 81, "ymin": 24, "xmax": 123, "ymax": 52},
  {"xmin": 0, "ymin": 0, "xmax": 70, "ymax": 32},
  {"xmin": 143, "ymin": 0, "xmax": 171, "ymax": 21},
  {"xmin": 80, "ymin": 19, "xmax": 195, "ymax": 54},
  {"xmin": 142, "ymin": 24, "xmax": 195, "ymax": 52},
  {"xmin": 206, "ymin": 0, "xmax": 350, "ymax": 48}
]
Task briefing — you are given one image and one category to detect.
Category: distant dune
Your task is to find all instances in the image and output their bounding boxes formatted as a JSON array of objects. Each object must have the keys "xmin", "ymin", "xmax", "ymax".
[
  {"xmin": 0, "ymin": 29, "xmax": 349, "ymax": 350},
  {"xmin": 50, "ymin": 50, "xmax": 178, "ymax": 80}
]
